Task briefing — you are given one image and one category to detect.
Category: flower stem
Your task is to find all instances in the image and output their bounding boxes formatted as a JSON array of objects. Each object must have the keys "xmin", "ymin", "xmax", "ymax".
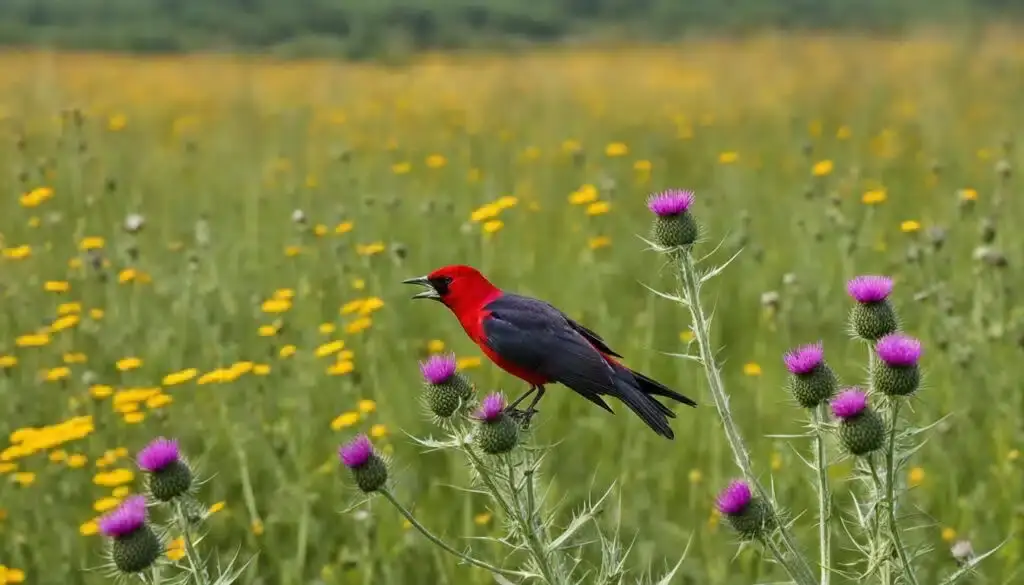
[
  {"xmin": 813, "ymin": 405, "xmax": 832, "ymax": 585},
  {"xmin": 675, "ymin": 250, "xmax": 816, "ymax": 585},
  {"xmin": 883, "ymin": 400, "xmax": 920, "ymax": 585},
  {"xmin": 504, "ymin": 455, "xmax": 564, "ymax": 585},
  {"xmin": 379, "ymin": 489, "xmax": 519, "ymax": 578},
  {"xmin": 174, "ymin": 501, "xmax": 212, "ymax": 585}
]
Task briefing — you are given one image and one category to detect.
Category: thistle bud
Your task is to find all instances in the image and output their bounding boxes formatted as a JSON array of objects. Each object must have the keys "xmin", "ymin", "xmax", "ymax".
[
  {"xmin": 339, "ymin": 435, "xmax": 388, "ymax": 493},
  {"xmin": 831, "ymin": 389, "xmax": 885, "ymax": 456},
  {"xmin": 474, "ymin": 393, "xmax": 518, "ymax": 455},
  {"xmin": 872, "ymin": 333, "xmax": 922, "ymax": 396},
  {"xmin": 715, "ymin": 480, "xmax": 775, "ymax": 540},
  {"xmin": 137, "ymin": 437, "xmax": 193, "ymax": 501},
  {"xmin": 99, "ymin": 496, "xmax": 161, "ymax": 574},
  {"xmin": 647, "ymin": 189, "xmax": 698, "ymax": 248},
  {"xmin": 783, "ymin": 342, "xmax": 838, "ymax": 408},
  {"xmin": 847, "ymin": 275, "xmax": 899, "ymax": 341},
  {"xmin": 419, "ymin": 354, "xmax": 473, "ymax": 418}
]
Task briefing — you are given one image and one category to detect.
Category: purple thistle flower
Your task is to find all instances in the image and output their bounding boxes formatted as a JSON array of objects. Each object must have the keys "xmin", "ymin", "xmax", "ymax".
[
  {"xmin": 846, "ymin": 275, "xmax": 894, "ymax": 303},
  {"xmin": 715, "ymin": 480, "xmax": 752, "ymax": 516},
  {"xmin": 98, "ymin": 495, "xmax": 147, "ymax": 538},
  {"xmin": 476, "ymin": 392, "xmax": 506, "ymax": 422},
  {"xmin": 646, "ymin": 190, "xmax": 695, "ymax": 217},
  {"xmin": 783, "ymin": 342, "xmax": 824, "ymax": 375},
  {"xmin": 136, "ymin": 437, "xmax": 180, "ymax": 472},
  {"xmin": 419, "ymin": 353, "xmax": 457, "ymax": 384},
  {"xmin": 876, "ymin": 333, "xmax": 922, "ymax": 366},
  {"xmin": 831, "ymin": 388, "xmax": 868, "ymax": 419},
  {"xmin": 339, "ymin": 434, "xmax": 374, "ymax": 468}
]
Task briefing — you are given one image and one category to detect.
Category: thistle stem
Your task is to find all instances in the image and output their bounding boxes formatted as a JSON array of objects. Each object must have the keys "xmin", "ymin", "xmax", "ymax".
[
  {"xmin": 504, "ymin": 455, "xmax": 564, "ymax": 585},
  {"xmin": 174, "ymin": 501, "xmax": 212, "ymax": 585},
  {"xmin": 812, "ymin": 405, "xmax": 832, "ymax": 585},
  {"xmin": 379, "ymin": 489, "xmax": 518, "ymax": 577},
  {"xmin": 884, "ymin": 400, "xmax": 920, "ymax": 585},
  {"xmin": 675, "ymin": 250, "xmax": 816, "ymax": 585}
]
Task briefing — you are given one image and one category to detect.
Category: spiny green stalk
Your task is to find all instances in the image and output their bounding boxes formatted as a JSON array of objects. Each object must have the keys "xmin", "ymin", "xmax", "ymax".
[
  {"xmin": 504, "ymin": 455, "xmax": 566, "ymax": 585},
  {"xmin": 812, "ymin": 405, "xmax": 832, "ymax": 585},
  {"xmin": 378, "ymin": 488, "xmax": 518, "ymax": 577},
  {"xmin": 883, "ymin": 400, "xmax": 920, "ymax": 585},
  {"xmin": 174, "ymin": 501, "xmax": 211, "ymax": 585},
  {"xmin": 674, "ymin": 250, "xmax": 816, "ymax": 585}
]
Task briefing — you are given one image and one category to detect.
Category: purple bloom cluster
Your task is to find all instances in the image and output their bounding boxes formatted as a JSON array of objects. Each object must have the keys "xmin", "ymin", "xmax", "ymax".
[
  {"xmin": 339, "ymin": 434, "xmax": 374, "ymax": 468},
  {"xmin": 831, "ymin": 388, "xmax": 868, "ymax": 419},
  {"xmin": 715, "ymin": 480, "xmax": 752, "ymax": 516},
  {"xmin": 136, "ymin": 437, "xmax": 180, "ymax": 472},
  {"xmin": 846, "ymin": 275, "xmax": 894, "ymax": 303},
  {"xmin": 98, "ymin": 495, "xmax": 147, "ymax": 538},
  {"xmin": 420, "ymin": 353, "xmax": 457, "ymax": 384},
  {"xmin": 783, "ymin": 342, "xmax": 824, "ymax": 375},
  {"xmin": 876, "ymin": 333, "xmax": 922, "ymax": 366},
  {"xmin": 646, "ymin": 190, "xmax": 695, "ymax": 217},
  {"xmin": 476, "ymin": 393, "xmax": 506, "ymax": 422}
]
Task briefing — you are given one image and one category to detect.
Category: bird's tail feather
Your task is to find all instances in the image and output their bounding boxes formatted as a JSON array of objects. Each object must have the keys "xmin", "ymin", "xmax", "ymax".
[
  {"xmin": 630, "ymin": 369, "xmax": 698, "ymax": 407},
  {"xmin": 613, "ymin": 379, "xmax": 676, "ymax": 439}
]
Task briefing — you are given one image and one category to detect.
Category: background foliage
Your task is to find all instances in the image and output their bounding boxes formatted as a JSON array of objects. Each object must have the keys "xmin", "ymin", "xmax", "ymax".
[{"xmin": 0, "ymin": 0, "xmax": 1023, "ymax": 57}]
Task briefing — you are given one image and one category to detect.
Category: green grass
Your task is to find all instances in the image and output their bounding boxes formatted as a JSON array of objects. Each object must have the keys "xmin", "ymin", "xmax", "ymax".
[{"xmin": 0, "ymin": 40, "xmax": 1022, "ymax": 584}]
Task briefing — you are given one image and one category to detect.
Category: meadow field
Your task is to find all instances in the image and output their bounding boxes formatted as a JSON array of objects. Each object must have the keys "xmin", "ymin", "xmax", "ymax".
[{"xmin": 1, "ymin": 31, "xmax": 1022, "ymax": 584}]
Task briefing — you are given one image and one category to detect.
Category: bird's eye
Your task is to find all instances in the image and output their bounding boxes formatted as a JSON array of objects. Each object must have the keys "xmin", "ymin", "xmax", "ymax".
[{"xmin": 430, "ymin": 276, "xmax": 453, "ymax": 296}]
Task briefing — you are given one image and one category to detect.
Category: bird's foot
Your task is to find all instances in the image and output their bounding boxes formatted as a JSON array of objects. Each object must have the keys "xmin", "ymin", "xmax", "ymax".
[{"xmin": 505, "ymin": 407, "xmax": 539, "ymax": 429}]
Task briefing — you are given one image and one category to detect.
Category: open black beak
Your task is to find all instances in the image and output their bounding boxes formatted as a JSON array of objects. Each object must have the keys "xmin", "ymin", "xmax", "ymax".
[{"xmin": 402, "ymin": 276, "xmax": 440, "ymax": 300}]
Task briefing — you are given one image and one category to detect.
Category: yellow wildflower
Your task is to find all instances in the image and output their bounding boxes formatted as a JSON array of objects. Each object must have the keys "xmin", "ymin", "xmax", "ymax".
[
  {"xmin": 253, "ymin": 364, "xmax": 271, "ymax": 376},
  {"xmin": 359, "ymin": 297, "xmax": 385, "ymax": 315},
  {"xmin": 93, "ymin": 497, "xmax": 121, "ymax": 512},
  {"xmin": 743, "ymin": 362, "xmax": 762, "ymax": 376},
  {"xmin": 79, "ymin": 237, "xmax": 105, "ymax": 251},
  {"xmin": 315, "ymin": 340, "xmax": 345, "ymax": 358},
  {"xmin": 261, "ymin": 298, "xmax": 292, "ymax": 314},
  {"xmin": 123, "ymin": 412, "xmax": 145, "ymax": 424},
  {"xmin": 958, "ymin": 188, "xmax": 978, "ymax": 201},
  {"xmin": 12, "ymin": 472, "xmax": 35, "ymax": 486},
  {"xmin": 900, "ymin": 220, "xmax": 921, "ymax": 233},
  {"xmin": 163, "ymin": 368, "xmax": 197, "ymax": 386},
  {"xmin": 941, "ymin": 527, "xmax": 957, "ymax": 542},
  {"xmin": 58, "ymin": 302, "xmax": 82, "ymax": 315},
  {"xmin": 334, "ymin": 221, "xmax": 353, "ymax": 234},
  {"xmin": 474, "ymin": 511, "xmax": 492, "ymax": 525},
  {"xmin": 44, "ymin": 280, "xmax": 71, "ymax": 293},
  {"xmin": 51, "ymin": 314, "xmax": 80, "ymax": 331},
  {"xmin": 470, "ymin": 203, "xmax": 501, "ymax": 222},
  {"xmin": 146, "ymin": 394, "xmax": 173, "ymax": 409},
  {"xmin": 79, "ymin": 520, "xmax": 99, "ymax": 536},
  {"xmin": 605, "ymin": 142, "xmax": 628, "ymax": 157},
  {"xmin": 258, "ymin": 324, "xmax": 279, "ymax": 337},
  {"xmin": 319, "ymin": 323, "xmax": 336, "ymax": 334},
  {"xmin": 588, "ymin": 236, "xmax": 611, "ymax": 250},
  {"xmin": 370, "ymin": 424, "xmax": 388, "ymax": 439},
  {"xmin": 89, "ymin": 385, "xmax": 114, "ymax": 399},
  {"xmin": 15, "ymin": 333, "xmax": 50, "ymax": 347},
  {"xmin": 426, "ymin": 154, "xmax": 447, "ymax": 168},
  {"xmin": 585, "ymin": 201, "xmax": 610, "ymax": 216},
  {"xmin": 279, "ymin": 345, "xmax": 297, "ymax": 358},
  {"xmin": 63, "ymin": 352, "xmax": 87, "ymax": 364},
  {"xmin": 345, "ymin": 318, "xmax": 372, "ymax": 334},
  {"xmin": 116, "ymin": 357, "xmax": 142, "ymax": 372},
  {"xmin": 2, "ymin": 245, "xmax": 32, "ymax": 260},
  {"xmin": 356, "ymin": 242, "xmax": 386, "ymax": 256},
  {"xmin": 483, "ymin": 220, "xmax": 504, "ymax": 234},
  {"xmin": 908, "ymin": 467, "xmax": 925, "ymax": 487},
  {"xmin": 328, "ymin": 361, "xmax": 355, "ymax": 376},
  {"xmin": 427, "ymin": 339, "xmax": 445, "ymax": 353},
  {"xmin": 167, "ymin": 537, "xmax": 186, "ymax": 561},
  {"xmin": 208, "ymin": 501, "xmax": 225, "ymax": 515},
  {"xmin": 812, "ymin": 160, "xmax": 834, "ymax": 177},
  {"xmin": 862, "ymin": 189, "xmax": 887, "ymax": 205},
  {"xmin": 0, "ymin": 355, "xmax": 18, "ymax": 369},
  {"xmin": 718, "ymin": 151, "xmax": 739, "ymax": 164},
  {"xmin": 457, "ymin": 357, "xmax": 483, "ymax": 369},
  {"xmin": 358, "ymin": 399, "xmax": 376, "ymax": 414},
  {"xmin": 44, "ymin": 367, "xmax": 71, "ymax": 382},
  {"xmin": 568, "ymin": 184, "xmax": 598, "ymax": 205},
  {"xmin": 330, "ymin": 412, "xmax": 360, "ymax": 430}
]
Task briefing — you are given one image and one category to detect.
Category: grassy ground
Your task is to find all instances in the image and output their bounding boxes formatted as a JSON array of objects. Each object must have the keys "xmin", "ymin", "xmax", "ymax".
[{"xmin": 0, "ymin": 32, "xmax": 1022, "ymax": 585}]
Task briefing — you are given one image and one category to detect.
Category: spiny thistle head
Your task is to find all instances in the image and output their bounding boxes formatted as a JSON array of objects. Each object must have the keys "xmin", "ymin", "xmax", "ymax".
[
  {"xmin": 647, "ymin": 189, "xmax": 698, "ymax": 248},
  {"xmin": 420, "ymin": 354, "xmax": 473, "ymax": 418},
  {"xmin": 783, "ymin": 342, "xmax": 838, "ymax": 408},
  {"xmin": 847, "ymin": 275, "xmax": 899, "ymax": 341},
  {"xmin": 715, "ymin": 480, "xmax": 774, "ymax": 540},
  {"xmin": 339, "ymin": 434, "xmax": 387, "ymax": 493},
  {"xmin": 99, "ymin": 495, "xmax": 161, "ymax": 574},
  {"xmin": 831, "ymin": 388, "xmax": 885, "ymax": 456},
  {"xmin": 137, "ymin": 437, "xmax": 193, "ymax": 502},
  {"xmin": 474, "ymin": 393, "xmax": 518, "ymax": 455},
  {"xmin": 872, "ymin": 333, "xmax": 922, "ymax": 396}
]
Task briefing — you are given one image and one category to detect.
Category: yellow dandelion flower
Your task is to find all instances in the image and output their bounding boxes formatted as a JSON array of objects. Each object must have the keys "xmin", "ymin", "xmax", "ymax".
[
  {"xmin": 67, "ymin": 454, "xmax": 88, "ymax": 468},
  {"xmin": 1008, "ymin": 449, "xmax": 1020, "ymax": 461},
  {"xmin": 116, "ymin": 402, "xmax": 140, "ymax": 414},
  {"xmin": 49, "ymin": 449, "xmax": 67, "ymax": 463},
  {"xmin": 356, "ymin": 242, "xmax": 386, "ymax": 256},
  {"xmin": 743, "ymin": 362, "xmax": 762, "ymax": 376},
  {"xmin": 483, "ymin": 220, "xmax": 504, "ymax": 234},
  {"xmin": 208, "ymin": 501, "xmax": 226, "ymax": 515},
  {"xmin": 605, "ymin": 142, "xmax": 628, "ymax": 157},
  {"xmin": 359, "ymin": 297, "xmax": 385, "ymax": 315},
  {"xmin": 118, "ymin": 268, "xmax": 138, "ymax": 284},
  {"xmin": 0, "ymin": 463, "xmax": 16, "ymax": 473},
  {"xmin": 426, "ymin": 154, "xmax": 447, "ymax": 168},
  {"xmin": 284, "ymin": 245, "xmax": 303, "ymax": 257},
  {"xmin": 328, "ymin": 361, "xmax": 355, "ymax": 376},
  {"xmin": 457, "ymin": 357, "xmax": 482, "ymax": 369},
  {"xmin": 93, "ymin": 497, "xmax": 121, "ymax": 512},
  {"xmin": 958, "ymin": 188, "xmax": 978, "ymax": 201},
  {"xmin": 812, "ymin": 160, "xmax": 834, "ymax": 177},
  {"xmin": 862, "ymin": 189, "xmax": 887, "ymax": 205},
  {"xmin": 427, "ymin": 339, "xmax": 445, "ymax": 353},
  {"xmin": 44, "ymin": 280, "xmax": 70, "ymax": 293},
  {"xmin": 279, "ymin": 345, "xmax": 297, "ymax": 359},
  {"xmin": 146, "ymin": 394, "xmax": 173, "ymax": 409},
  {"xmin": 79, "ymin": 520, "xmax": 99, "ymax": 536},
  {"xmin": 908, "ymin": 466, "xmax": 925, "ymax": 487},
  {"xmin": 112, "ymin": 486, "xmax": 131, "ymax": 498},
  {"xmin": 15, "ymin": 333, "xmax": 50, "ymax": 347},
  {"xmin": 370, "ymin": 424, "xmax": 388, "ymax": 439},
  {"xmin": 108, "ymin": 114, "xmax": 127, "ymax": 131},
  {"xmin": 900, "ymin": 220, "xmax": 921, "ymax": 233},
  {"xmin": 337, "ymin": 350, "xmax": 354, "ymax": 361},
  {"xmin": 633, "ymin": 159, "xmax": 652, "ymax": 172},
  {"xmin": 44, "ymin": 367, "xmax": 71, "ymax": 382},
  {"xmin": 316, "ymin": 340, "xmax": 345, "ymax": 358},
  {"xmin": 89, "ymin": 308, "xmax": 104, "ymax": 320},
  {"xmin": 63, "ymin": 352, "xmax": 87, "ymax": 364},
  {"xmin": 473, "ymin": 511, "xmax": 493, "ymax": 525},
  {"xmin": 51, "ymin": 314, "xmax": 80, "ymax": 331},
  {"xmin": 197, "ymin": 369, "xmax": 227, "ymax": 385},
  {"xmin": 261, "ymin": 298, "xmax": 292, "ymax": 314},
  {"xmin": 2, "ymin": 245, "xmax": 32, "ymax": 260},
  {"xmin": 585, "ymin": 201, "xmax": 610, "ymax": 216},
  {"xmin": 251, "ymin": 519, "xmax": 265, "ymax": 536},
  {"xmin": 253, "ymin": 364, "xmax": 271, "ymax": 375},
  {"xmin": 116, "ymin": 357, "xmax": 142, "ymax": 372},
  {"xmin": 58, "ymin": 302, "xmax": 82, "ymax": 315},
  {"xmin": 688, "ymin": 469, "xmax": 703, "ymax": 484},
  {"xmin": 771, "ymin": 451, "xmax": 783, "ymax": 471},
  {"xmin": 123, "ymin": 412, "xmax": 145, "ymax": 424},
  {"xmin": 470, "ymin": 203, "xmax": 501, "ymax": 223},
  {"xmin": 334, "ymin": 221, "xmax": 353, "ymax": 234},
  {"xmin": 495, "ymin": 195, "xmax": 519, "ymax": 210},
  {"xmin": 568, "ymin": 185, "xmax": 598, "ymax": 205},
  {"xmin": 79, "ymin": 237, "xmax": 105, "ymax": 252},
  {"xmin": 837, "ymin": 125, "xmax": 852, "ymax": 139},
  {"xmin": 12, "ymin": 472, "xmax": 36, "ymax": 486},
  {"xmin": 941, "ymin": 527, "xmax": 957, "ymax": 542},
  {"xmin": 345, "ymin": 318, "xmax": 372, "ymax": 334},
  {"xmin": 352, "ymin": 278, "xmax": 366, "ymax": 290},
  {"xmin": 330, "ymin": 411, "xmax": 360, "ymax": 431},
  {"xmin": 273, "ymin": 288, "xmax": 295, "ymax": 300},
  {"xmin": 163, "ymin": 368, "xmax": 197, "ymax": 386},
  {"xmin": 358, "ymin": 399, "xmax": 377, "ymax": 414},
  {"xmin": 319, "ymin": 322, "xmax": 336, "ymax": 334},
  {"xmin": 340, "ymin": 299, "xmax": 365, "ymax": 315},
  {"xmin": 258, "ymin": 324, "xmax": 279, "ymax": 337},
  {"xmin": 718, "ymin": 151, "xmax": 739, "ymax": 164},
  {"xmin": 0, "ymin": 355, "xmax": 18, "ymax": 369},
  {"xmin": 89, "ymin": 385, "xmax": 114, "ymax": 399},
  {"xmin": 167, "ymin": 537, "xmax": 186, "ymax": 561},
  {"xmin": 679, "ymin": 330, "xmax": 696, "ymax": 343},
  {"xmin": 588, "ymin": 236, "xmax": 611, "ymax": 250}
]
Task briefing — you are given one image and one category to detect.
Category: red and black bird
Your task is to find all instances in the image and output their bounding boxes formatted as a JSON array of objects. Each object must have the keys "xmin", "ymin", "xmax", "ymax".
[{"xmin": 403, "ymin": 265, "xmax": 696, "ymax": 439}]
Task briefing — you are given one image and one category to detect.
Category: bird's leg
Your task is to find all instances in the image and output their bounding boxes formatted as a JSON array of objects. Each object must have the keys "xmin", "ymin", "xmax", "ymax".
[
  {"xmin": 523, "ymin": 385, "xmax": 546, "ymax": 416},
  {"xmin": 504, "ymin": 385, "xmax": 538, "ymax": 411},
  {"xmin": 507, "ymin": 385, "xmax": 546, "ymax": 429}
]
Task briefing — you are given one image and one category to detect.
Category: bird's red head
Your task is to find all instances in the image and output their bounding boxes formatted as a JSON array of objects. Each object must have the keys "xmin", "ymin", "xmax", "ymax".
[{"xmin": 403, "ymin": 264, "xmax": 501, "ymax": 312}]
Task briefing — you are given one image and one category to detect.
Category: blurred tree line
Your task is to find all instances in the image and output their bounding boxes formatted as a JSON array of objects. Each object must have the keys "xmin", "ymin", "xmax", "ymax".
[{"xmin": 0, "ymin": 0, "xmax": 1019, "ymax": 58}]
